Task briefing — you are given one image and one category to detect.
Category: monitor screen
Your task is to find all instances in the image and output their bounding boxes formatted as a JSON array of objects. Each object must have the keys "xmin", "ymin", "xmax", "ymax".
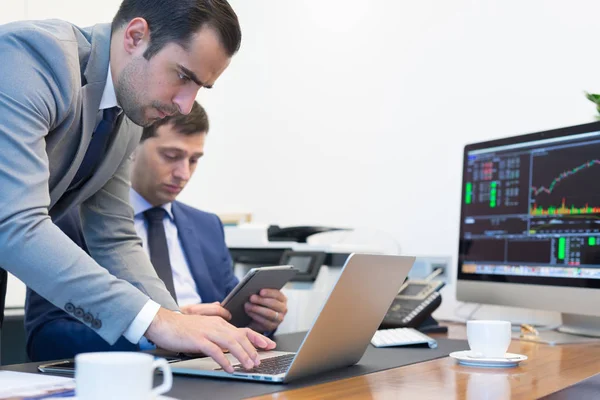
[{"xmin": 458, "ymin": 122, "xmax": 600, "ymax": 289}]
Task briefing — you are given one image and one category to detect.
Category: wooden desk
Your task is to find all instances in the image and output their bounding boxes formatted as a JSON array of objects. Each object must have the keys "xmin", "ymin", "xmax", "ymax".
[
  {"xmin": 250, "ymin": 324, "xmax": 600, "ymax": 400},
  {"xmin": 3, "ymin": 325, "xmax": 600, "ymax": 399}
]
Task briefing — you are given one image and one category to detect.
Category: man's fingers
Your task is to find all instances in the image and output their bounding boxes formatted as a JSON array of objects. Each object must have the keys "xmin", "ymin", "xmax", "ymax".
[
  {"xmin": 209, "ymin": 304, "xmax": 232, "ymax": 320},
  {"xmin": 180, "ymin": 303, "xmax": 232, "ymax": 320},
  {"xmin": 230, "ymin": 329, "xmax": 261, "ymax": 366},
  {"xmin": 245, "ymin": 327, "xmax": 276, "ymax": 350},
  {"xmin": 245, "ymin": 302, "xmax": 285, "ymax": 322},
  {"xmin": 245, "ymin": 302, "xmax": 271, "ymax": 320},
  {"xmin": 201, "ymin": 303, "xmax": 230, "ymax": 318},
  {"xmin": 209, "ymin": 327, "xmax": 259, "ymax": 369},
  {"xmin": 258, "ymin": 289, "xmax": 287, "ymax": 301},
  {"xmin": 248, "ymin": 296, "xmax": 286, "ymax": 313},
  {"xmin": 246, "ymin": 310, "xmax": 278, "ymax": 332},
  {"xmin": 222, "ymin": 340, "xmax": 256, "ymax": 370},
  {"xmin": 146, "ymin": 310, "xmax": 273, "ymax": 373},
  {"xmin": 200, "ymin": 341, "xmax": 234, "ymax": 373},
  {"xmin": 180, "ymin": 304, "xmax": 194, "ymax": 314}
]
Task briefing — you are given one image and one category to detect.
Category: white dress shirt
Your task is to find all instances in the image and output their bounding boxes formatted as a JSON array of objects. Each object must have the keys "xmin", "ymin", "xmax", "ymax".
[
  {"xmin": 96, "ymin": 66, "xmax": 162, "ymax": 345},
  {"xmin": 129, "ymin": 189, "xmax": 202, "ymax": 306}
]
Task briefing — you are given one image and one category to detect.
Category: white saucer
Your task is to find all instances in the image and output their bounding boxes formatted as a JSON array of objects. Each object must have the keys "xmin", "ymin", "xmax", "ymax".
[{"xmin": 449, "ymin": 350, "xmax": 527, "ymax": 368}]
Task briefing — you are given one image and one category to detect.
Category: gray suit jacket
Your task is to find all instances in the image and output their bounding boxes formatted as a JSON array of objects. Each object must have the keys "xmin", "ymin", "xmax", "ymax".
[{"xmin": 0, "ymin": 20, "xmax": 178, "ymax": 344}]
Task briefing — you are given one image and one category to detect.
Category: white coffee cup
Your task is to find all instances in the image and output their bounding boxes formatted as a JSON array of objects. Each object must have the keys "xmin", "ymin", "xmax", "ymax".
[
  {"xmin": 75, "ymin": 352, "xmax": 172, "ymax": 400},
  {"xmin": 466, "ymin": 320, "xmax": 512, "ymax": 358}
]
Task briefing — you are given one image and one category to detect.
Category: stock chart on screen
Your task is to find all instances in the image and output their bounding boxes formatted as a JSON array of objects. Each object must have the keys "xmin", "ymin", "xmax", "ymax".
[{"xmin": 461, "ymin": 130, "xmax": 600, "ymax": 280}]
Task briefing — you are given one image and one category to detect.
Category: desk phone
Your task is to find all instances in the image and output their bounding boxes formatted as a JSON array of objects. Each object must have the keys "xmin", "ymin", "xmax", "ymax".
[{"xmin": 380, "ymin": 279, "xmax": 444, "ymax": 329}]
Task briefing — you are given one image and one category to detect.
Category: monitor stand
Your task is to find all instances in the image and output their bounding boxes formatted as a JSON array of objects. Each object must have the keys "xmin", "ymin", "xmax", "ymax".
[
  {"xmin": 558, "ymin": 314, "xmax": 600, "ymax": 337},
  {"xmin": 514, "ymin": 313, "xmax": 600, "ymax": 345}
]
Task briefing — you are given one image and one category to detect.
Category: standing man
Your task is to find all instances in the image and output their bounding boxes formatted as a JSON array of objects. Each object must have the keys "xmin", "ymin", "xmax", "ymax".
[
  {"xmin": 0, "ymin": 0, "xmax": 273, "ymax": 372},
  {"xmin": 26, "ymin": 102, "xmax": 289, "ymax": 361}
]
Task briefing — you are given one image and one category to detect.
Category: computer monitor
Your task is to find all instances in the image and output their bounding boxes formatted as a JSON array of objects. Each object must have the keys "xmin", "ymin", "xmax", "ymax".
[{"xmin": 456, "ymin": 121, "xmax": 600, "ymax": 337}]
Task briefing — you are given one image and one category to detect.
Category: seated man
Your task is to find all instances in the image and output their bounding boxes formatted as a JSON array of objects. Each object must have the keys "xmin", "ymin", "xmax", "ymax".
[{"xmin": 25, "ymin": 102, "xmax": 288, "ymax": 361}]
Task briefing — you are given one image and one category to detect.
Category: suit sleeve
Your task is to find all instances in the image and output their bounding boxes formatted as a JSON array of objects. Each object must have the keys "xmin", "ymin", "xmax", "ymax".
[
  {"xmin": 215, "ymin": 215, "xmax": 239, "ymax": 296},
  {"xmin": 80, "ymin": 153, "xmax": 179, "ymax": 311},
  {"xmin": 0, "ymin": 27, "xmax": 154, "ymax": 345},
  {"xmin": 54, "ymin": 208, "xmax": 89, "ymax": 252}
]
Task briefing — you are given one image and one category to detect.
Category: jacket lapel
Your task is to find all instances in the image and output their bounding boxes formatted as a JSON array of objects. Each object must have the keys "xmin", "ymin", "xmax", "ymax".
[
  {"xmin": 50, "ymin": 83, "xmax": 103, "ymax": 210},
  {"xmin": 49, "ymin": 23, "xmax": 112, "ymax": 212},
  {"xmin": 172, "ymin": 202, "xmax": 218, "ymax": 302}
]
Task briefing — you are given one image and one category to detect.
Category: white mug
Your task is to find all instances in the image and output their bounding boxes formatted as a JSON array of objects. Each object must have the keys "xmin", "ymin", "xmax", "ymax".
[
  {"xmin": 466, "ymin": 320, "xmax": 512, "ymax": 358},
  {"xmin": 75, "ymin": 352, "xmax": 172, "ymax": 400}
]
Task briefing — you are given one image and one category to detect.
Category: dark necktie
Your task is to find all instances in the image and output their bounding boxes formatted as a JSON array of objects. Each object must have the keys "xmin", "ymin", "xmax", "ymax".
[
  {"xmin": 144, "ymin": 207, "xmax": 177, "ymax": 301},
  {"xmin": 70, "ymin": 106, "xmax": 121, "ymax": 189}
]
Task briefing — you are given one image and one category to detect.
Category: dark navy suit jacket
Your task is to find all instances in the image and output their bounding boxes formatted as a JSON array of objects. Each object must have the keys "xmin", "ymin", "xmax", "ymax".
[{"xmin": 25, "ymin": 201, "xmax": 239, "ymax": 361}]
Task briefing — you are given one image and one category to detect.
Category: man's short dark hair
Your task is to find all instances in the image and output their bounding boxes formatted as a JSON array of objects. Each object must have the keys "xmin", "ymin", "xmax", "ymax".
[
  {"xmin": 141, "ymin": 101, "xmax": 209, "ymax": 142},
  {"xmin": 112, "ymin": 0, "xmax": 241, "ymax": 60}
]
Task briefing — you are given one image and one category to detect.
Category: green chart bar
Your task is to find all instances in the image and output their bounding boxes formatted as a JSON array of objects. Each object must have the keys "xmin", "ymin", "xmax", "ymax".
[
  {"xmin": 558, "ymin": 237, "xmax": 566, "ymax": 260},
  {"xmin": 589, "ymin": 237, "xmax": 596, "ymax": 246},
  {"xmin": 465, "ymin": 182, "xmax": 472, "ymax": 204},
  {"xmin": 490, "ymin": 182, "xmax": 497, "ymax": 208}
]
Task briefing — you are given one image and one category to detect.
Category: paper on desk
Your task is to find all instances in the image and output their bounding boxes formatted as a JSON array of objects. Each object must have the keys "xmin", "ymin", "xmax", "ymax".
[{"xmin": 0, "ymin": 371, "xmax": 75, "ymax": 399}]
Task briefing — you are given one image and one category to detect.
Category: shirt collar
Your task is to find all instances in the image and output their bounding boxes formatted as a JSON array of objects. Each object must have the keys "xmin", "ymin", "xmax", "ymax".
[
  {"xmin": 130, "ymin": 188, "xmax": 174, "ymax": 220},
  {"xmin": 99, "ymin": 64, "xmax": 118, "ymax": 110}
]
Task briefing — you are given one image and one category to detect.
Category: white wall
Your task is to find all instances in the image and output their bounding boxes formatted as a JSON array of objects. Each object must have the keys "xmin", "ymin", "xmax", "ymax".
[
  {"xmin": 26, "ymin": 0, "xmax": 120, "ymax": 25},
  {"xmin": 181, "ymin": 0, "xmax": 600, "ymax": 323},
  {"xmin": 3, "ymin": 1, "xmax": 600, "ymax": 321},
  {"xmin": 186, "ymin": 0, "xmax": 600, "ymax": 259},
  {"xmin": 0, "ymin": 1, "xmax": 25, "ymax": 24}
]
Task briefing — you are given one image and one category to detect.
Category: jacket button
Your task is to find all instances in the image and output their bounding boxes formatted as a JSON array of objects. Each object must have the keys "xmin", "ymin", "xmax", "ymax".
[
  {"xmin": 83, "ymin": 313, "xmax": 94, "ymax": 324},
  {"xmin": 74, "ymin": 308, "xmax": 84, "ymax": 318},
  {"xmin": 65, "ymin": 303, "xmax": 75, "ymax": 313},
  {"xmin": 92, "ymin": 319, "xmax": 102, "ymax": 329}
]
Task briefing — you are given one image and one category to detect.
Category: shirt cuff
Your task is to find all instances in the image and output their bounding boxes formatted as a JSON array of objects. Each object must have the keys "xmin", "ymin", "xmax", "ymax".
[
  {"xmin": 138, "ymin": 337, "xmax": 157, "ymax": 350},
  {"xmin": 123, "ymin": 299, "xmax": 161, "ymax": 344}
]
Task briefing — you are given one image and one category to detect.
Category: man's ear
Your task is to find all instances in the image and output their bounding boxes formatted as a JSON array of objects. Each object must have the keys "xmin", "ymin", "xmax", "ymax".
[{"xmin": 122, "ymin": 17, "xmax": 150, "ymax": 56}]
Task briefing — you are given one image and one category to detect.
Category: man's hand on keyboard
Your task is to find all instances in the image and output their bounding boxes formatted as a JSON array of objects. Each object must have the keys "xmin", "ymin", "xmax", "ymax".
[{"xmin": 145, "ymin": 307, "xmax": 277, "ymax": 373}]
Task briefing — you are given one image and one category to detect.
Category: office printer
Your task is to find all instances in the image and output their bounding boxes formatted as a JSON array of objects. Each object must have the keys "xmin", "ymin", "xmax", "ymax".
[{"xmin": 225, "ymin": 224, "xmax": 384, "ymax": 281}]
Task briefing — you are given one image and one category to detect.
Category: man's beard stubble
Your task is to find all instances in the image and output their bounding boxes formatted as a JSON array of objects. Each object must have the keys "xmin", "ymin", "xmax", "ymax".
[
  {"xmin": 115, "ymin": 58, "xmax": 153, "ymax": 127},
  {"xmin": 115, "ymin": 58, "xmax": 180, "ymax": 127}
]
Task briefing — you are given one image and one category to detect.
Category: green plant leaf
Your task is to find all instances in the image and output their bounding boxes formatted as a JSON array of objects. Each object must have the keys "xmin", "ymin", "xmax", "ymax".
[{"xmin": 585, "ymin": 92, "xmax": 600, "ymax": 104}]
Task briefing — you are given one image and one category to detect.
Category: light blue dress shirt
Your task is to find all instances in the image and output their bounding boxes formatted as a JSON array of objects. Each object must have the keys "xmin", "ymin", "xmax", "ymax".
[
  {"xmin": 129, "ymin": 189, "xmax": 202, "ymax": 307},
  {"xmin": 129, "ymin": 190, "xmax": 202, "ymax": 350}
]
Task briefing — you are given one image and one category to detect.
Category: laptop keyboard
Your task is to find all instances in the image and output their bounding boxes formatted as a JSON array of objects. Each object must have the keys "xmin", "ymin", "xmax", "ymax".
[{"xmin": 227, "ymin": 353, "xmax": 295, "ymax": 375}]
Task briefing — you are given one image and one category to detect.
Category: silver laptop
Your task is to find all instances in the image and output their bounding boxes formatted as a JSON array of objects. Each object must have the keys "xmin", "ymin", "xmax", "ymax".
[{"xmin": 170, "ymin": 253, "xmax": 415, "ymax": 383}]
